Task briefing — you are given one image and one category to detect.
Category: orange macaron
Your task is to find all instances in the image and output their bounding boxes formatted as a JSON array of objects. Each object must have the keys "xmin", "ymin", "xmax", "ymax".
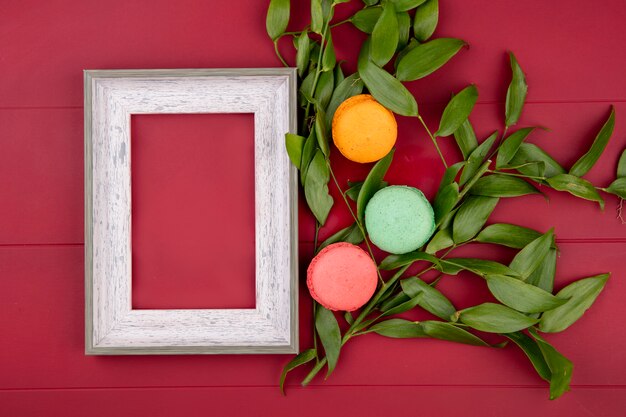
[
  {"xmin": 307, "ymin": 242, "xmax": 378, "ymax": 312},
  {"xmin": 332, "ymin": 94, "xmax": 397, "ymax": 163}
]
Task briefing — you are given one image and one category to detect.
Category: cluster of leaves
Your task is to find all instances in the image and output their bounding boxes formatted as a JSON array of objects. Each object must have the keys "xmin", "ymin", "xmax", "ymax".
[{"xmin": 267, "ymin": 0, "xmax": 625, "ymax": 400}]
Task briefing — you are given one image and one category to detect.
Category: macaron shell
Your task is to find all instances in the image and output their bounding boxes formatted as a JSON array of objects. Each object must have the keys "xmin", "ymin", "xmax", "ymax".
[
  {"xmin": 307, "ymin": 242, "xmax": 378, "ymax": 312},
  {"xmin": 332, "ymin": 94, "xmax": 397, "ymax": 164},
  {"xmin": 365, "ymin": 186, "xmax": 436, "ymax": 255}
]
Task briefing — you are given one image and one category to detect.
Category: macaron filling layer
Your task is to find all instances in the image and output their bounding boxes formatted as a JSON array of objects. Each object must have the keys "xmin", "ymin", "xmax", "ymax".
[
  {"xmin": 364, "ymin": 185, "xmax": 436, "ymax": 255},
  {"xmin": 307, "ymin": 242, "xmax": 378, "ymax": 312}
]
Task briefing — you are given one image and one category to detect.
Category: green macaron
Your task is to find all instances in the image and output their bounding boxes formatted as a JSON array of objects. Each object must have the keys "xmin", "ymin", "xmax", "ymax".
[{"xmin": 364, "ymin": 185, "xmax": 435, "ymax": 255}]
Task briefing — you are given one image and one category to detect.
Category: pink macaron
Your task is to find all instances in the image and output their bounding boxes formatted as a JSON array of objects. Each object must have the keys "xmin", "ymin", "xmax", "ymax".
[{"xmin": 307, "ymin": 242, "xmax": 378, "ymax": 311}]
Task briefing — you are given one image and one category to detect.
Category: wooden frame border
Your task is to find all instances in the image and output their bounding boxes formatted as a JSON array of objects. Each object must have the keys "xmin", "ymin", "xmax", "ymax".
[{"xmin": 84, "ymin": 68, "xmax": 298, "ymax": 354}]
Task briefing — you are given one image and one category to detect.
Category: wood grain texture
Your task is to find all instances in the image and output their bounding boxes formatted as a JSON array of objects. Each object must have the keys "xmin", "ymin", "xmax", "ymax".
[{"xmin": 84, "ymin": 68, "xmax": 298, "ymax": 354}]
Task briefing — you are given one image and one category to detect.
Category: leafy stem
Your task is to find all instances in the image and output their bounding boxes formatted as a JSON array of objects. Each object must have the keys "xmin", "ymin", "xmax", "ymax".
[{"xmin": 418, "ymin": 114, "xmax": 448, "ymax": 168}]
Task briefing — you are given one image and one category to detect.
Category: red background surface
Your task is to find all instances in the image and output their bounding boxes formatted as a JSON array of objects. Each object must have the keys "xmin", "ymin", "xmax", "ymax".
[{"xmin": 1, "ymin": 0, "xmax": 625, "ymax": 416}]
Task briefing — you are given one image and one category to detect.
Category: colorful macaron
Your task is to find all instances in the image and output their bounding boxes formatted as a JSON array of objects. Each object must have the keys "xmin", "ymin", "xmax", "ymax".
[
  {"xmin": 365, "ymin": 185, "xmax": 435, "ymax": 255},
  {"xmin": 307, "ymin": 242, "xmax": 378, "ymax": 311},
  {"xmin": 332, "ymin": 94, "xmax": 397, "ymax": 163}
]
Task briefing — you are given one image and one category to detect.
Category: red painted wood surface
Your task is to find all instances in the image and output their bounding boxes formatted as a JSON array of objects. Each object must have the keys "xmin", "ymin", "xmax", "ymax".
[{"xmin": 1, "ymin": 0, "xmax": 625, "ymax": 415}]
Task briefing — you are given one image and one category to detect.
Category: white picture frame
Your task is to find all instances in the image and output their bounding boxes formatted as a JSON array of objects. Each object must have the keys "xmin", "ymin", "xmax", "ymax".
[{"xmin": 84, "ymin": 68, "xmax": 298, "ymax": 354}]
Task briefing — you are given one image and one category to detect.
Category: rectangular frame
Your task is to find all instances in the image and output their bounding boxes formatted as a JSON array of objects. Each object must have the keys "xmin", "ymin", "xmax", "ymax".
[{"xmin": 84, "ymin": 68, "xmax": 298, "ymax": 354}]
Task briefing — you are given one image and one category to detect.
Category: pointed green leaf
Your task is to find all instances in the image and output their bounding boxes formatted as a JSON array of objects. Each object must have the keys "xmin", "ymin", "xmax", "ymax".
[
  {"xmin": 315, "ymin": 306, "xmax": 342, "ymax": 376},
  {"xmin": 453, "ymin": 119, "xmax": 478, "ymax": 160},
  {"xmin": 311, "ymin": 0, "xmax": 323, "ymax": 33},
  {"xmin": 617, "ymin": 149, "xmax": 626, "ymax": 178},
  {"xmin": 346, "ymin": 179, "xmax": 387, "ymax": 201},
  {"xmin": 380, "ymin": 291, "xmax": 410, "ymax": 312},
  {"xmin": 605, "ymin": 177, "xmax": 626, "ymax": 199},
  {"xmin": 295, "ymin": 32, "xmax": 310, "ymax": 77},
  {"xmin": 325, "ymin": 73, "xmax": 364, "ymax": 129},
  {"xmin": 505, "ymin": 332, "xmax": 551, "ymax": 382},
  {"xmin": 314, "ymin": 70, "xmax": 334, "ymax": 111},
  {"xmin": 509, "ymin": 143, "xmax": 565, "ymax": 179},
  {"xmin": 459, "ymin": 131, "xmax": 498, "ymax": 185},
  {"xmin": 299, "ymin": 71, "xmax": 316, "ymax": 106},
  {"xmin": 528, "ymin": 328, "xmax": 573, "ymax": 400},
  {"xmin": 266, "ymin": 0, "xmax": 290, "ymax": 41},
  {"xmin": 280, "ymin": 349, "xmax": 317, "ymax": 394},
  {"xmin": 358, "ymin": 55, "xmax": 418, "ymax": 116},
  {"xmin": 540, "ymin": 274, "xmax": 609, "ymax": 333},
  {"xmin": 315, "ymin": 107, "xmax": 330, "ymax": 156},
  {"xmin": 476, "ymin": 223, "xmax": 542, "ymax": 249},
  {"xmin": 452, "ymin": 196, "xmax": 499, "ymax": 243},
  {"xmin": 304, "ymin": 150, "xmax": 334, "ymax": 225},
  {"xmin": 318, "ymin": 223, "xmax": 364, "ymax": 251},
  {"xmin": 546, "ymin": 174, "xmax": 604, "ymax": 209},
  {"xmin": 396, "ymin": 11, "xmax": 411, "ymax": 50},
  {"xmin": 381, "ymin": 293, "xmax": 423, "ymax": 316},
  {"xmin": 436, "ymin": 85, "xmax": 478, "ymax": 137},
  {"xmin": 425, "ymin": 228, "xmax": 454, "ymax": 254},
  {"xmin": 401, "ymin": 276, "xmax": 456, "ymax": 320},
  {"xmin": 470, "ymin": 174, "xmax": 541, "ymax": 198},
  {"xmin": 505, "ymin": 52, "xmax": 527, "ymax": 127},
  {"xmin": 496, "ymin": 127, "xmax": 536, "ymax": 168},
  {"xmin": 389, "ymin": 0, "xmax": 426, "ymax": 12},
  {"xmin": 300, "ymin": 128, "xmax": 317, "ymax": 186},
  {"xmin": 380, "ymin": 251, "xmax": 440, "ymax": 270},
  {"xmin": 344, "ymin": 311, "xmax": 354, "ymax": 325},
  {"xmin": 351, "ymin": 7, "xmax": 382, "ymax": 33},
  {"xmin": 370, "ymin": 318, "xmax": 426, "ymax": 338},
  {"xmin": 486, "ymin": 274, "xmax": 566, "ymax": 313},
  {"xmin": 440, "ymin": 258, "xmax": 519, "ymax": 278},
  {"xmin": 370, "ymin": 2, "xmax": 399, "ymax": 66},
  {"xmin": 285, "ymin": 133, "xmax": 305, "ymax": 169},
  {"xmin": 421, "ymin": 321, "xmax": 489, "ymax": 346},
  {"xmin": 412, "ymin": 0, "xmax": 438, "ymax": 42},
  {"xmin": 433, "ymin": 182, "xmax": 459, "ymax": 224},
  {"xmin": 357, "ymin": 149, "xmax": 395, "ymax": 222},
  {"xmin": 569, "ymin": 107, "xmax": 615, "ymax": 177},
  {"xmin": 321, "ymin": 33, "xmax": 336, "ymax": 72},
  {"xmin": 396, "ymin": 38, "xmax": 466, "ymax": 81},
  {"xmin": 509, "ymin": 229, "xmax": 554, "ymax": 280},
  {"xmin": 458, "ymin": 303, "xmax": 538, "ymax": 333},
  {"xmin": 437, "ymin": 162, "xmax": 465, "ymax": 192},
  {"xmin": 526, "ymin": 248, "xmax": 557, "ymax": 293}
]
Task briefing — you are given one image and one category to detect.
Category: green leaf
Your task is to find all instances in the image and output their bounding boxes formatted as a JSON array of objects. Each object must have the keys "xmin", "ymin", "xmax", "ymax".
[
  {"xmin": 401, "ymin": 276, "xmax": 456, "ymax": 320},
  {"xmin": 509, "ymin": 143, "xmax": 566, "ymax": 179},
  {"xmin": 425, "ymin": 228, "xmax": 454, "ymax": 254},
  {"xmin": 304, "ymin": 150, "xmax": 334, "ymax": 225},
  {"xmin": 476, "ymin": 223, "xmax": 542, "ymax": 249},
  {"xmin": 486, "ymin": 274, "xmax": 566, "ymax": 314},
  {"xmin": 334, "ymin": 62, "xmax": 345, "ymax": 85},
  {"xmin": 458, "ymin": 303, "xmax": 538, "ymax": 333},
  {"xmin": 318, "ymin": 223, "xmax": 364, "ymax": 251},
  {"xmin": 380, "ymin": 251, "xmax": 440, "ymax": 270},
  {"xmin": 266, "ymin": 0, "xmax": 290, "ymax": 41},
  {"xmin": 421, "ymin": 321, "xmax": 489, "ymax": 346},
  {"xmin": 315, "ymin": 306, "xmax": 342, "ymax": 376},
  {"xmin": 437, "ymin": 162, "xmax": 465, "ymax": 192},
  {"xmin": 325, "ymin": 73, "xmax": 364, "ymax": 129},
  {"xmin": 569, "ymin": 106, "xmax": 616, "ymax": 177},
  {"xmin": 539, "ymin": 274, "xmax": 609, "ymax": 333},
  {"xmin": 396, "ymin": 12, "xmax": 411, "ymax": 50},
  {"xmin": 528, "ymin": 328, "xmax": 573, "ymax": 400},
  {"xmin": 344, "ymin": 311, "xmax": 354, "ymax": 325},
  {"xmin": 396, "ymin": 38, "xmax": 466, "ymax": 81},
  {"xmin": 389, "ymin": 0, "xmax": 426, "ymax": 12},
  {"xmin": 505, "ymin": 52, "xmax": 527, "ymax": 127},
  {"xmin": 504, "ymin": 332, "xmax": 551, "ymax": 382},
  {"xmin": 300, "ymin": 128, "xmax": 317, "ymax": 186},
  {"xmin": 351, "ymin": 7, "xmax": 382, "ymax": 33},
  {"xmin": 617, "ymin": 149, "xmax": 626, "ymax": 178},
  {"xmin": 311, "ymin": 0, "xmax": 323, "ymax": 34},
  {"xmin": 436, "ymin": 85, "xmax": 478, "ymax": 137},
  {"xmin": 440, "ymin": 258, "xmax": 518, "ymax": 278},
  {"xmin": 459, "ymin": 131, "xmax": 498, "ymax": 185},
  {"xmin": 346, "ymin": 180, "xmax": 387, "ymax": 201},
  {"xmin": 605, "ymin": 177, "xmax": 626, "ymax": 199},
  {"xmin": 357, "ymin": 149, "xmax": 395, "ymax": 223},
  {"xmin": 315, "ymin": 107, "xmax": 330, "ymax": 156},
  {"xmin": 526, "ymin": 248, "xmax": 557, "ymax": 293},
  {"xmin": 358, "ymin": 54, "xmax": 418, "ymax": 116},
  {"xmin": 496, "ymin": 127, "xmax": 535, "ymax": 168},
  {"xmin": 370, "ymin": 2, "xmax": 399, "ymax": 66},
  {"xmin": 314, "ymin": 71, "xmax": 334, "ymax": 112},
  {"xmin": 285, "ymin": 133, "xmax": 305, "ymax": 169},
  {"xmin": 453, "ymin": 119, "xmax": 478, "ymax": 160},
  {"xmin": 370, "ymin": 318, "xmax": 426, "ymax": 338},
  {"xmin": 452, "ymin": 196, "xmax": 499, "ymax": 243},
  {"xmin": 509, "ymin": 229, "xmax": 554, "ymax": 280},
  {"xmin": 433, "ymin": 183, "xmax": 459, "ymax": 224},
  {"xmin": 412, "ymin": 0, "xmax": 438, "ymax": 42},
  {"xmin": 295, "ymin": 32, "xmax": 310, "ymax": 77},
  {"xmin": 363, "ymin": 0, "xmax": 379, "ymax": 5},
  {"xmin": 279, "ymin": 349, "xmax": 317, "ymax": 394},
  {"xmin": 546, "ymin": 174, "xmax": 604, "ymax": 209},
  {"xmin": 380, "ymin": 291, "xmax": 410, "ymax": 312},
  {"xmin": 299, "ymin": 71, "xmax": 316, "ymax": 106},
  {"xmin": 470, "ymin": 174, "xmax": 541, "ymax": 198},
  {"xmin": 321, "ymin": 33, "xmax": 336, "ymax": 72},
  {"xmin": 381, "ymin": 292, "xmax": 423, "ymax": 316}
]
